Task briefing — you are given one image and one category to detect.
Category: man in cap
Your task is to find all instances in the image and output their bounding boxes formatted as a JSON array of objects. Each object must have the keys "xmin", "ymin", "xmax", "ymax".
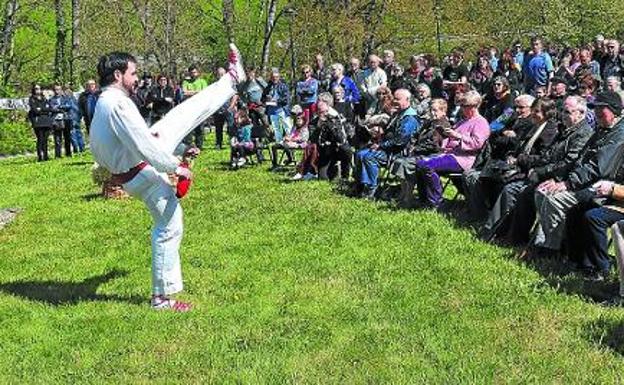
[{"xmin": 532, "ymin": 91, "xmax": 624, "ymax": 256}]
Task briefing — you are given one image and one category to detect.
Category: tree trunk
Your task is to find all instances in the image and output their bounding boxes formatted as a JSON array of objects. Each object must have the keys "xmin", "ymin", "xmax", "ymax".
[
  {"xmin": 361, "ymin": 0, "xmax": 387, "ymax": 60},
  {"xmin": 54, "ymin": 0, "xmax": 67, "ymax": 83},
  {"xmin": 222, "ymin": 0, "xmax": 234, "ymax": 44},
  {"xmin": 261, "ymin": 0, "xmax": 277, "ymax": 73},
  {"xmin": 0, "ymin": 0, "xmax": 18, "ymax": 87},
  {"xmin": 69, "ymin": 0, "xmax": 79, "ymax": 86},
  {"xmin": 165, "ymin": 1, "xmax": 176, "ymax": 75}
]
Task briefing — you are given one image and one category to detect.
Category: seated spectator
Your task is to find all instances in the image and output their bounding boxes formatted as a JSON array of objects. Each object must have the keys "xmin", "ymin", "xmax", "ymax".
[
  {"xmin": 554, "ymin": 49, "xmax": 577, "ymax": 91},
  {"xmin": 532, "ymin": 91, "xmax": 624, "ymax": 256},
  {"xmin": 392, "ymin": 98, "xmax": 450, "ymax": 207},
  {"xmin": 315, "ymin": 100, "xmax": 352, "ymax": 181},
  {"xmin": 443, "ymin": 48, "xmax": 469, "ymax": 111},
  {"xmin": 354, "ymin": 88, "xmax": 420, "ymax": 198},
  {"xmin": 332, "ymin": 85, "xmax": 355, "ymax": 125},
  {"xmin": 404, "ymin": 55, "xmax": 426, "ymax": 95},
  {"xmin": 263, "ymin": 68, "xmax": 291, "ymax": 142},
  {"xmin": 483, "ymin": 76, "xmax": 515, "ymax": 131},
  {"xmin": 463, "ymin": 94, "xmax": 536, "ymax": 220},
  {"xmin": 230, "ymin": 109, "xmax": 255, "ymax": 169},
  {"xmin": 606, "ymin": 76, "xmax": 624, "ymax": 105},
  {"xmin": 296, "ymin": 64, "xmax": 319, "ymax": 124},
  {"xmin": 413, "ymin": 90, "xmax": 490, "ymax": 208},
  {"xmin": 354, "ymin": 86, "xmax": 394, "ymax": 149},
  {"xmin": 412, "ymin": 83, "xmax": 432, "ymax": 121},
  {"xmin": 271, "ymin": 105, "xmax": 309, "ymax": 169},
  {"xmin": 482, "ymin": 96, "xmax": 591, "ymax": 242},
  {"xmin": 549, "ymin": 77, "xmax": 568, "ymax": 111},
  {"xmin": 575, "ymin": 47, "xmax": 602, "ymax": 86}
]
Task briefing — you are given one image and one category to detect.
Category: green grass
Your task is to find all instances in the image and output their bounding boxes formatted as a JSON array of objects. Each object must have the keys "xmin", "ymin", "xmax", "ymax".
[{"xmin": 2, "ymin": 137, "xmax": 624, "ymax": 383}]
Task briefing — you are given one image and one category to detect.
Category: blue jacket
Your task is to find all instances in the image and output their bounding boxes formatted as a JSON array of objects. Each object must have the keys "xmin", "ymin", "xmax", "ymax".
[
  {"xmin": 380, "ymin": 107, "xmax": 420, "ymax": 152},
  {"xmin": 330, "ymin": 76, "xmax": 361, "ymax": 103},
  {"xmin": 263, "ymin": 80, "xmax": 290, "ymax": 115},
  {"xmin": 296, "ymin": 78, "xmax": 319, "ymax": 105}
]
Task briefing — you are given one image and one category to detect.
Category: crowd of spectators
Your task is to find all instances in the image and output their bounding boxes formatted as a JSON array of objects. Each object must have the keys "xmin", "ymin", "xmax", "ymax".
[{"xmin": 25, "ymin": 34, "xmax": 624, "ymax": 305}]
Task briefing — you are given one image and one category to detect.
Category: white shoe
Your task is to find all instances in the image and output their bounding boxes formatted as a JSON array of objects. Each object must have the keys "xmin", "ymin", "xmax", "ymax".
[
  {"xmin": 237, "ymin": 158, "xmax": 247, "ymax": 166},
  {"xmin": 291, "ymin": 173, "xmax": 303, "ymax": 181},
  {"xmin": 228, "ymin": 43, "xmax": 246, "ymax": 84},
  {"xmin": 303, "ymin": 172, "xmax": 316, "ymax": 181}
]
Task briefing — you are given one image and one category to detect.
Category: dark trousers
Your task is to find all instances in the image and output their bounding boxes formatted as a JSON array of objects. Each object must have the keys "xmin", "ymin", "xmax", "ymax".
[
  {"xmin": 213, "ymin": 112, "xmax": 234, "ymax": 148},
  {"xmin": 184, "ymin": 125, "xmax": 205, "ymax": 150},
  {"xmin": 319, "ymin": 145, "xmax": 352, "ymax": 180},
  {"xmin": 34, "ymin": 127, "xmax": 50, "ymax": 162},
  {"xmin": 571, "ymin": 206, "xmax": 624, "ymax": 272}
]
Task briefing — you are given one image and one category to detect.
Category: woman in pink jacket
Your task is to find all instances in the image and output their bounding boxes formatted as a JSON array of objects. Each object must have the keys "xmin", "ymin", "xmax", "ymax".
[{"xmin": 414, "ymin": 90, "xmax": 490, "ymax": 208}]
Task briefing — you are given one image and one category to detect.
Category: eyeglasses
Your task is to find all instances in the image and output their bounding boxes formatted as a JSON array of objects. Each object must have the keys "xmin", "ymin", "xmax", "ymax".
[
  {"xmin": 515, "ymin": 105, "xmax": 529, "ymax": 109},
  {"xmin": 562, "ymin": 109, "xmax": 576, "ymax": 115},
  {"xmin": 494, "ymin": 83, "xmax": 504, "ymax": 86},
  {"xmin": 461, "ymin": 104, "xmax": 477, "ymax": 108}
]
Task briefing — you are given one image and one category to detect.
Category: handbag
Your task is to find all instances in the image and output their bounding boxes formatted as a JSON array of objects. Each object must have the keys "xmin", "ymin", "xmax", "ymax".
[{"xmin": 32, "ymin": 114, "xmax": 55, "ymax": 129}]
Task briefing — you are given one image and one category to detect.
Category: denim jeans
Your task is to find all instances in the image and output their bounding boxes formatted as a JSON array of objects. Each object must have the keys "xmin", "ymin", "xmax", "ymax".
[
  {"xmin": 70, "ymin": 124, "xmax": 85, "ymax": 153},
  {"xmin": 269, "ymin": 109, "xmax": 290, "ymax": 142}
]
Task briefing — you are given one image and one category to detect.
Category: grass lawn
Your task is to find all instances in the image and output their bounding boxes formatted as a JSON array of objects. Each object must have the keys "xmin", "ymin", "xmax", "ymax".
[{"xmin": 2, "ymin": 138, "xmax": 624, "ymax": 383}]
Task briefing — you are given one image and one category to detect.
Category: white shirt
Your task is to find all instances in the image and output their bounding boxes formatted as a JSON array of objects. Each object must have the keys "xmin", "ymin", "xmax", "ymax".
[{"xmin": 90, "ymin": 87, "xmax": 179, "ymax": 174}]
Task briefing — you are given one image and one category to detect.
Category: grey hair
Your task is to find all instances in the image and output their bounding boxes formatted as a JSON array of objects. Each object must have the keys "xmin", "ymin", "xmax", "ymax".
[
  {"xmin": 415, "ymin": 83, "xmax": 431, "ymax": 98},
  {"xmin": 318, "ymin": 92, "xmax": 334, "ymax": 107},
  {"xmin": 567, "ymin": 95, "xmax": 587, "ymax": 116},
  {"xmin": 515, "ymin": 94, "xmax": 535, "ymax": 107}
]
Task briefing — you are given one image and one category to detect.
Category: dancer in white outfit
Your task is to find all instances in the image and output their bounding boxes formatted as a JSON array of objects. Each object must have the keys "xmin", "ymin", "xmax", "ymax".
[{"xmin": 90, "ymin": 45, "xmax": 245, "ymax": 311}]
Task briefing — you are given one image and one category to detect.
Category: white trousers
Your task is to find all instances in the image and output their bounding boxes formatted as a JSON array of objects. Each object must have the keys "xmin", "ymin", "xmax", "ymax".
[
  {"xmin": 123, "ymin": 76, "xmax": 235, "ymax": 296},
  {"xmin": 611, "ymin": 221, "xmax": 624, "ymax": 297}
]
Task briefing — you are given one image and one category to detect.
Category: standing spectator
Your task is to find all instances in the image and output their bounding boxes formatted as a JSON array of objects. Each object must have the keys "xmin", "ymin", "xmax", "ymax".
[
  {"xmin": 313, "ymin": 54, "xmax": 331, "ymax": 93},
  {"xmin": 523, "ymin": 37, "xmax": 554, "ymax": 94},
  {"xmin": 239, "ymin": 66, "xmax": 268, "ymax": 132},
  {"xmin": 361, "ymin": 54, "xmax": 388, "ymax": 115},
  {"xmin": 147, "ymin": 74, "xmax": 175, "ymax": 124},
  {"xmin": 296, "ymin": 64, "xmax": 319, "ymax": 124},
  {"xmin": 63, "ymin": 85, "xmax": 85, "ymax": 154},
  {"xmin": 383, "ymin": 49, "xmax": 404, "ymax": 91},
  {"xmin": 136, "ymin": 73, "xmax": 153, "ymax": 123},
  {"xmin": 78, "ymin": 79, "xmax": 100, "ymax": 134},
  {"xmin": 28, "ymin": 83, "xmax": 54, "ymax": 162},
  {"xmin": 575, "ymin": 47, "xmax": 601, "ymax": 86},
  {"xmin": 554, "ymin": 49, "xmax": 577, "ymax": 90},
  {"xmin": 348, "ymin": 57, "xmax": 366, "ymax": 117},
  {"xmin": 64, "ymin": 85, "xmax": 85, "ymax": 154},
  {"xmin": 512, "ymin": 41, "xmax": 524, "ymax": 68},
  {"xmin": 404, "ymin": 55, "xmax": 425, "ymax": 96},
  {"xmin": 469, "ymin": 55, "xmax": 494, "ymax": 96},
  {"xmin": 489, "ymin": 46, "xmax": 499, "ymax": 72},
  {"xmin": 495, "ymin": 49, "xmax": 523, "ymax": 94},
  {"xmin": 182, "ymin": 64, "xmax": 209, "ymax": 149},
  {"xmin": 442, "ymin": 48, "xmax": 469, "ymax": 112},
  {"xmin": 329, "ymin": 63, "xmax": 360, "ymax": 105},
  {"xmin": 49, "ymin": 84, "xmax": 72, "ymax": 158},
  {"xmin": 262, "ymin": 68, "xmax": 291, "ymax": 142},
  {"xmin": 212, "ymin": 67, "xmax": 237, "ymax": 150}
]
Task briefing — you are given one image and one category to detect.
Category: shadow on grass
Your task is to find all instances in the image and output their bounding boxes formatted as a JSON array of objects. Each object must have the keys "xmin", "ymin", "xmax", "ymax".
[
  {"xmin": 0, "ymin": 269, "xmax": 144, "ymax": 305},
  {"xmin": 586, "ymin": 317, "xmax": 624, "ymax": 357},
  {"xmin": 81, "ymin": 193, "xmax": 103, "ymax": 202},
  {"xmin": 64, "ymin": 161, "xmax": 92, "ymax": 167}
]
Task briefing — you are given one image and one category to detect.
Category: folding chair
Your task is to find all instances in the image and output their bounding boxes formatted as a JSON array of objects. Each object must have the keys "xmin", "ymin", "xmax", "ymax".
[{"xmin": 440, "ymin": 172, "xmax": 465, "ymax": 201}]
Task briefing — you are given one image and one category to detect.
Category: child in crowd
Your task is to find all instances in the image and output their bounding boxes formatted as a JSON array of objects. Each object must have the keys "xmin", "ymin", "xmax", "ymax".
[{"xmin": 230, "ymin": 108, "xmax": 255, "ymax": 168}]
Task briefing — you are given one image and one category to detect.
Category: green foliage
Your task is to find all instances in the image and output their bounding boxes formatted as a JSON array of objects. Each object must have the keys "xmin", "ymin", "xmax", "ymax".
[
  {"xmin": 0, "ymin": 112, "xmax": 34, "ymax": 155},
  {"xmin": 2, "ymin": 137, "xmax": 624, "ymax": 382}
]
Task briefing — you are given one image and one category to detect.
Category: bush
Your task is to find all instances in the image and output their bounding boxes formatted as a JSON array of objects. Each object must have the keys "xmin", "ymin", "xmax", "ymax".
[{"xmin": 0, "ymin": 111, "xmax": 35, "ymax": 156}]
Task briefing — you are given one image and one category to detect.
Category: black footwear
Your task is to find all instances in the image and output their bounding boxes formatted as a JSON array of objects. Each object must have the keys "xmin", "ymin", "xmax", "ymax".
[{"xmin": 581, "ymin": 269, "xmax": 608, "ymax": 283}]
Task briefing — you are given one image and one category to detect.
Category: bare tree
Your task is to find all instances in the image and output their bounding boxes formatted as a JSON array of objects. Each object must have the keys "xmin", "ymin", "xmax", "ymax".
[
  {"xmin": 0, "ymin": 0, "xmax": 18, "ymax": 86},
  {"xmin": 69, "ymin": 0, "xmax": 79, "ymax": 85},
  {"xmin": 261, "ymin": 0, "xmax": 277, "ymax": 72},
  {"xmin": 54, "ymin": 0, "xmax": 67, "ymax": 82},
  {"xmin": 222, "ymin": 0, "xmax": 234, "ymax": 44}
]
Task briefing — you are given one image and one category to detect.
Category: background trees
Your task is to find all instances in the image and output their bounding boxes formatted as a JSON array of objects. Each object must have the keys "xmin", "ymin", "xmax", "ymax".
[{"xmin": 3, "ymin": 0, "xmax": 624, "ymax": 94}]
